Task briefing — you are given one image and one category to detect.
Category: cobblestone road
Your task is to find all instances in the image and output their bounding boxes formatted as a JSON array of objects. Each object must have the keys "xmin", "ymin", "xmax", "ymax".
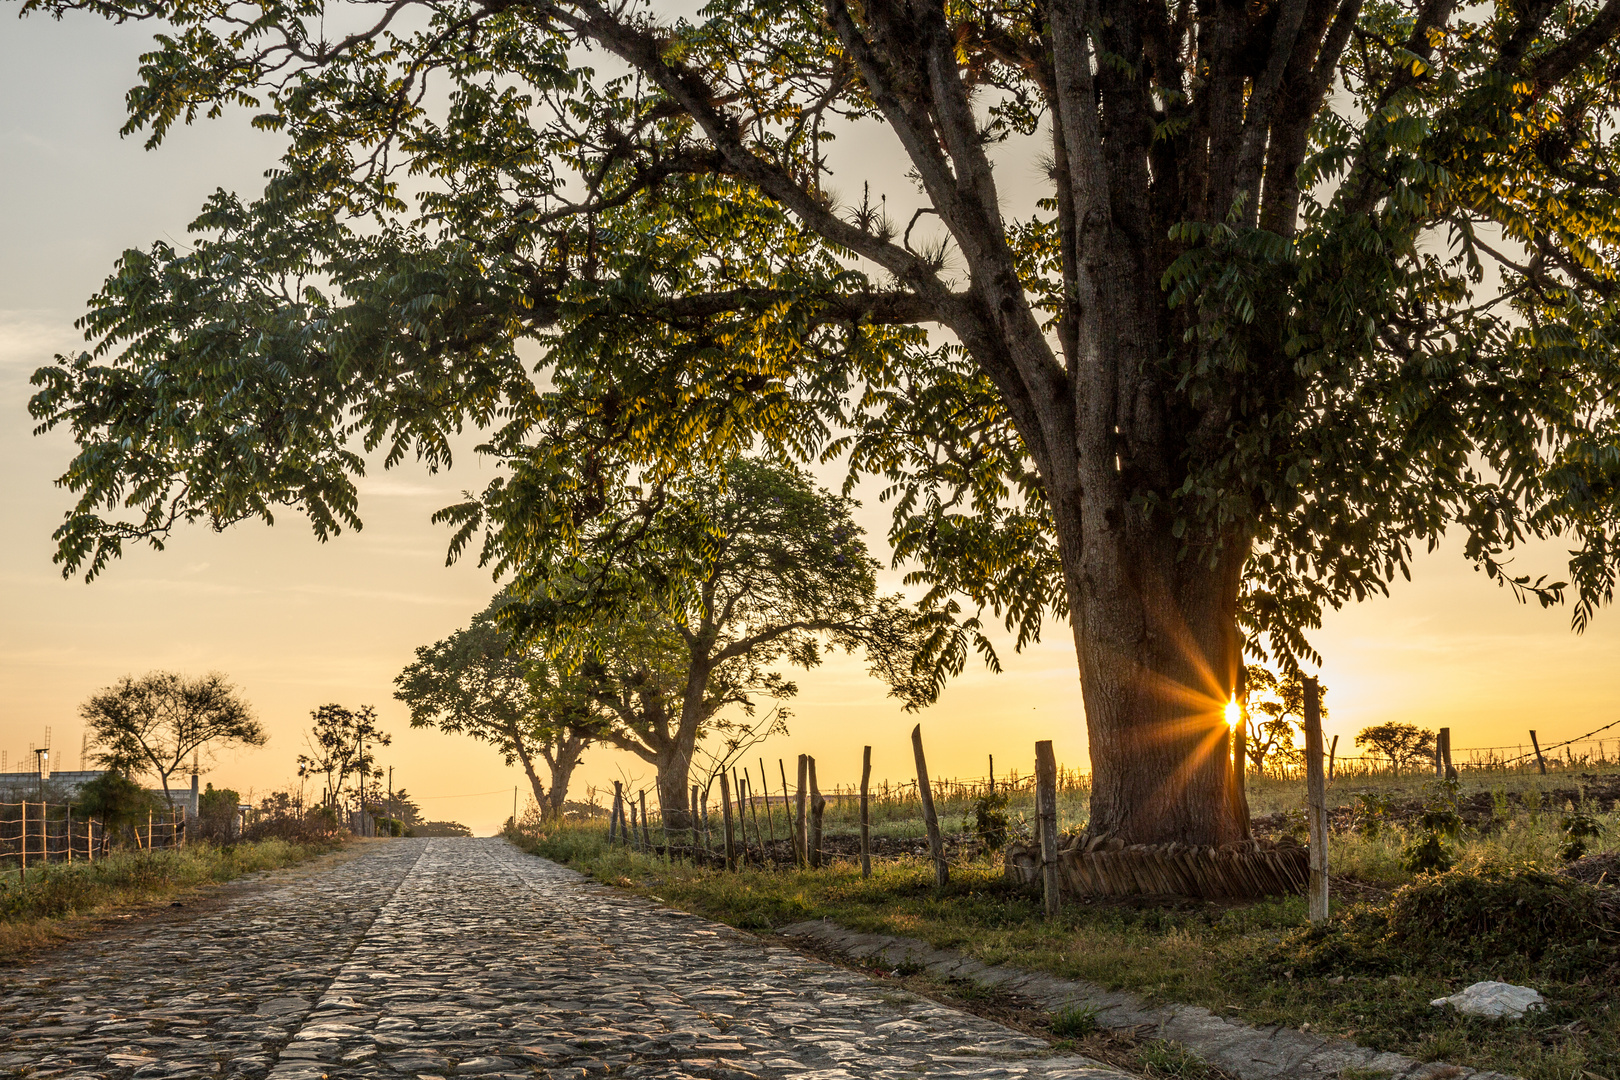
[{"xmin": 0, "ymin": 838, "xmax": 1131, "ymax": 1080}]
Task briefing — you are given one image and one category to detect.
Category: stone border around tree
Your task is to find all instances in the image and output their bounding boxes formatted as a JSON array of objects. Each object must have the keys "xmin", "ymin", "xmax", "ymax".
[{"xmin": 778, "ymin": 918, "xmax": 1519, "ymax": 1080}]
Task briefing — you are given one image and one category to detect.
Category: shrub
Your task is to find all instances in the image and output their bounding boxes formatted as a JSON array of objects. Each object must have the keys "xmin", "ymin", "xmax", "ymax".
[
  {"xmin": 1271, "ymin": 861, "xmax": 1620, "ymax": 981},
  {"xmin": 968, "ymin": 791, "xmax": 1011, "ymax": 849},
  {"xmin": 1558, "ymin": 804, "xmax": 1604, "ymax": 862},
  {"xmin": 239, "ymin": 813, "xmax": 342, "ymax": 844},
  {"xmin": 1051, "ymin": 1005, "xmax": 1098, "ymax": 1037},
  {"xmin": 1400, "ymin": 780, "xmax": 1462, "ymax": 874}
]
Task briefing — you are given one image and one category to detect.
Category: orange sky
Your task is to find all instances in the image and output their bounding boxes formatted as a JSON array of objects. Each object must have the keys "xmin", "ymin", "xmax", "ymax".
[{"xmin": 3, "ymin": 16, "xmax": 1617, "ymax": 835}]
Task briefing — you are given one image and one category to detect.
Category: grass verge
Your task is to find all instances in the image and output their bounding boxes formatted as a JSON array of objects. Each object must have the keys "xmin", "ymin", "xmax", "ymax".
[
  {"xmin": 0, "ymin": 838, "xmax": 344, "ymax": 960},
  {"xmin": 510, "ymin": 823, "xmax": 1618, "ymax": 1080}
]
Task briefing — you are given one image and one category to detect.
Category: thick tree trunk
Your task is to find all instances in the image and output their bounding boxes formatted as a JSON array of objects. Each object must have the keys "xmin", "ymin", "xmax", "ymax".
[
  {"xmin": 544, "ymin": 732, "xmax": 589, "ymax": 819},
  {"xmin": 654, "ymin": 751, "xmax": 695, "ymax": 834},
  {"xmin": 1065, "ymin": 497, "xmax": 1250, "ymax": 846}
]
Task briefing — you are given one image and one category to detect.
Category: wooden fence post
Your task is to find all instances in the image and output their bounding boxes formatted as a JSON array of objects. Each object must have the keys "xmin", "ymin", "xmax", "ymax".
[
  {"xmin": 807, "ymin": 757, "xmax": 825, "ymax": 869},
  {"xmin": 860, "ymin": 746, "xmax": 872, "ymax": 879},
  {"xmin": 1529, "ymin": 730, "xmax": 1548, "ymax": 775},
  {"xmin": 19, "ymin": 801, "xmax": 27, "ymax": 881},
  {"xmin": 751, "ymin": 776, "xmax": 766, "ymax": 862},
  {"xmin": 639, "ymin": 790, "xmax": 653, "ymax": 852},
  {"xmin": 1304, "ymin": 677, "xmax": 1329, "ymax": 924},
  {"xmin": 610, "ymin": 781, "xmax": 623, "ymax": 844},
  {"xmin": 1035, "ymin": 741, "xmax": 1060, "ymax": 918},
  {"xmin": 794, "ymin": 754, "xmax": 809, "ymax": 868},
  {"xmin": 1439, "ymin": 728, "xmax": 1456, "ymax": 780},
  {"xmin": 1327, "ymin": 734, "xmax": 1339, "ymax": 782},
  {"xmin": 719, "ymin": 770, "xmax": 737, "ymax": 872},
  {"xmin": 690, "ymin": 783, "xmax": 702, "ymax": 854},
  {"xmin": 911, "ymin": 725, "xmax": 948, "ymax": 887},
  {"xmin": 759, "ymin": 759, "xmax": 777, "ymax": 846}
]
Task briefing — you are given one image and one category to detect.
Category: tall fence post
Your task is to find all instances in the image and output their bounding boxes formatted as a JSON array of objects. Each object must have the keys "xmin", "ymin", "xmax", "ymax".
[
  {"xmin": 1304, "ymin": 676, "xmax": 1329, "ymax": 924},
  {"xmin": 719, "ymin": 770, "xmax": 737, "ymax": 872},
  {"xmin": 794, "ymin": 754, "xmax": 809, "ymax": 868},
  {"xmin": 1327, "ymin": 734, "xmax": 1339, "ymax": 782},
  {"xmin": 1439, "ymin": 727, "xmax": 1456, "ymax": 780},
  {"xmin": 911, "ymin": 725, "xmax": 948, "ymax": 887},
  {"xmin": 807, "ymin": 757, "xmax": 824, "ymax": 869},
  {"xmin": 859, "ymin": 746, "xmax": 872, "ymax": 879},
  {"xmin": 610, "ymin": 781, "xmax": 624, "ymax": 845},
  {"xmin": 19, "ymin": 801, "xmax": 27, "ymax": 881},
  {"xmin": 639, "ymin": 790, "xmax": 653, "ymax": 852},
  {"xmin": 1035, "ymin": 741, "xmax": 1060, "ymax": 918}
]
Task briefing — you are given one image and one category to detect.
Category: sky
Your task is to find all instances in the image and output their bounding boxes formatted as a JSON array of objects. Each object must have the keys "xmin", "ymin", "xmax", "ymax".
[{"xmin": 3, "ymin": 12, "xmax": 1618, "ymax": 836}]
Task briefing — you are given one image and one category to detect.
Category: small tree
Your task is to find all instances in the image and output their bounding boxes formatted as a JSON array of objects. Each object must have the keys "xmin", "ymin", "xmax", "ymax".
[
  {"xmin": 1241, "ymin": 666, "xmax": 1329, "ymax": 776},
  {"xmin": 396, "ymin": 599, "xmax": 596, "ymax": 820},
  {"xmin": 81, "ymin": 671, "xmax": 266, "ymax": 810},
  {"xmin": 296, "ymin": 704, "xmax": 390, "ymax": 810},
  {"xmin": 196, "ymin": 783, "xmax": 242, "ymax": 843},
  {"xmin": 74, "ymin": 770, "xmax": 156, "ymax": 852},
  {"xmin": 1356, "ymin": 723, "xmax": 1438, "ymax": 774}
]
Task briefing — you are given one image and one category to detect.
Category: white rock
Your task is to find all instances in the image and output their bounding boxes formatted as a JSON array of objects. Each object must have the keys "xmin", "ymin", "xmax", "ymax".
[{"xmin": 1429, "ymin": 981, "xmax": 1545, "ymax": 1018}]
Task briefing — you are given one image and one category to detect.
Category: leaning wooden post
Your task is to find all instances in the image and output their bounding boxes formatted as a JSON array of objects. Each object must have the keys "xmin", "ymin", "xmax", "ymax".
[
  {"xmin": 1304, "ymin": 676, "xmax": 1329, "ymax": 924},
  {"xmin": 690, "ymin": 783, "xmax": 702, "ymax": 855},
  {"xmin": 745, "ymin": 776, "xmax": 763, "ymax": 864},
  {"xmin": 859, "ymin": 746, "xmax": 873, "ymax": 879},
  {"xmin": 807, "ymin": 757, "xmax": 825, "ymax": 869},
  {"xmin": 1529, "ymin": 730, "xmax": 1548, "ymax": 775},
  {"xmin": 794, "ymin": 754, "xmax": 809, "ymax": 869},
  {"xmin": 719, "ymin": 770, "xmax": 737, "ymax": 872},
  {"xmin": 638, "ymin": 790, "xmax": 653, "ymax": 852},
  {"xmin": 912, "ymin": 725, "xmax": 948, "ymax": 887},
  {"xmin": 1035, "ymin": 741, "xmax": 1060, "ymax": 918},
  {"xmin": 610, "ymin": 781, "xmax": 624, "ymax": 844},
  {"xmin": 1327, "ymin": 734, "xmax": 1339, "ymax": 782},
  {"xmin": 759, "ymin": 759, "xmax": 777, "ymax": 846}
]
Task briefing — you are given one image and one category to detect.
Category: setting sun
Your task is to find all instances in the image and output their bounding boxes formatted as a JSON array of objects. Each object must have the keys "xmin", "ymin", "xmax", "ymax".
[{"xmin": 1224, "ymin": 697, "xmax": 1242, "ymax": 729}]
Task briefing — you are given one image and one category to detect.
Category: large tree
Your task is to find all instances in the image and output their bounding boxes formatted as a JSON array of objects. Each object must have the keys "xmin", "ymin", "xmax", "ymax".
[
  {"xmin": 395, "ymin": 598, "xmax": 597, "ymax": 819},
  {"xmin": 25, "ymin": 0, "xmax": 1620, "ymax": 845},
  {"xmin": 81, "ymin": 671, "xmax": 267, "ymax": 810}
]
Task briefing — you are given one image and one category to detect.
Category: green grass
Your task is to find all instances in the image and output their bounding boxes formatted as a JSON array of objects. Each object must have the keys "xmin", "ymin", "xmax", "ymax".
[
  {"xmin": 0, "ymin": 839, "xmax": 344, "ymax": 958},
  {"xmin": 510, "ymin": 820, "xmax": 1619, "ymax": 1080}
]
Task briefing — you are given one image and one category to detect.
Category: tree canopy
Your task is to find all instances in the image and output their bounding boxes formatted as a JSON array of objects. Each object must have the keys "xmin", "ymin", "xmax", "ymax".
[
  {"xmin": 502, "ymin": 456, "xmax": 932, "ymax": 827},
  {"xmin": 395, "ymin": 596, "xmax": 597, "ymax": 818},
  {"xmin": 25, "ymin": 0, "xmax": 1620, "ymax": 844},
  {"xmin": 296, "ymin": 703, "xmax": 390, "ymax": 809},
  {"xmin": 81, "ymin": 671, "xmax": 267, "ymax": 808}
]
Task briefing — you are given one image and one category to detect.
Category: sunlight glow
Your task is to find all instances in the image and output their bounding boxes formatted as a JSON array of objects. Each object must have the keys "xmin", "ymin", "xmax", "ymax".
[{"xmin": 1224, "ymin": 698, "xmax": 1241, "ymax": 729}]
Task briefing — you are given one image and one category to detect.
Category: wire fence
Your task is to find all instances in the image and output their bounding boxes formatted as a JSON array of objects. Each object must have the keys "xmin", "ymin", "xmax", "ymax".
[{"xmin": 0, "ymin": 801, "xmax": 186, "ymax": 869}]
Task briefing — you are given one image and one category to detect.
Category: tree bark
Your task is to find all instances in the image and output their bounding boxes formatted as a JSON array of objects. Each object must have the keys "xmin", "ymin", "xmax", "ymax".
[{"xmin": 1065, "ymin": 499, "xmax": 1251, "ymax": 846}]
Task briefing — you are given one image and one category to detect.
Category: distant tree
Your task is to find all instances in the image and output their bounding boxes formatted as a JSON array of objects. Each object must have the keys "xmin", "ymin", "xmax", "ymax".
[
  {"xmin": 395, "ymin": 598, "xmax": 596, "ymax": 820},
  {"xmin": 81, "ymin": 671, "xmax": 267, "ymax": 810},
  {"xmin": 509, "ymin": 458, "xmax": 935, "ymax": 830},
  {"xmin": 1355, "ymin": 722, "xmax": 1437, "ymax": 773},
  {"xmin": 296, "ymin": 704, "xmax": 390, "ymax": 810},
  {"xmin": 409, "ymin": 820, "xmax": 472, "ymax": 838},
  {"xmin": 1242, "ymin": 666, "xmax": 1328, "ymax": 776}
]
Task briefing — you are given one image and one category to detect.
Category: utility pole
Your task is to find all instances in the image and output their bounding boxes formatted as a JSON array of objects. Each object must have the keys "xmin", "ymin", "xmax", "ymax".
[{"xmin": 387, "ymin": 767, "xmax": 394, "ymax": 823}]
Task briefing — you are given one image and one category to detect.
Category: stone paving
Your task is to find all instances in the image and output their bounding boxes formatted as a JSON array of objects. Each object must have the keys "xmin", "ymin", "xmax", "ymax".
[{"xmin": 0, "ymin": 838, "xmax": 1132, "ymax": 1080}]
